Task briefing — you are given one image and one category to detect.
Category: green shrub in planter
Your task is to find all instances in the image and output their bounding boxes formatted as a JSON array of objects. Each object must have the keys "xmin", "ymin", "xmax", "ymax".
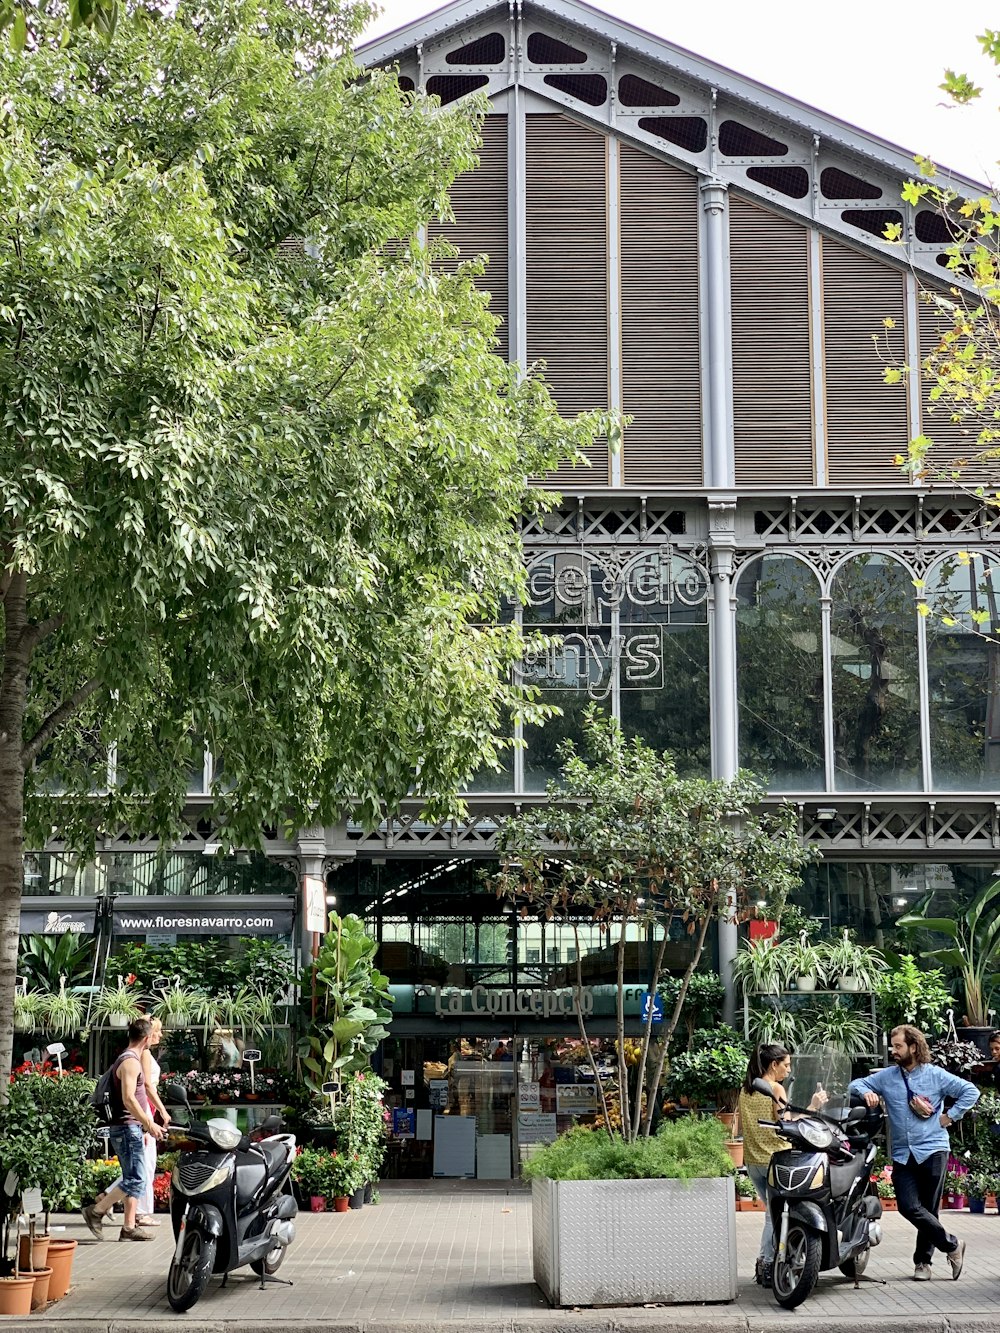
[{"xmin": 522, "ymin": 1117, "xmax": 735, "ymax": 1182}]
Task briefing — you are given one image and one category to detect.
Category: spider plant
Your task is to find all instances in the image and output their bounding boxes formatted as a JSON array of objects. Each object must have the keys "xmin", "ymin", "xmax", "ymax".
[
  {"xmin": 802, "ymin": 1001, "xmax": 876, "ymax": 1058},
  {"xmin": 153, "ymin": 985, "xmax": 207, "ymax": 1030},
  {"xmin": 13, "ymin": 988, "xmax": 47, "ymax": 1033},
  {"xmin": 43, "ymin": 978, "xmax": 84, "ymax": 1038},
  {"xmin": 92, "ymin": 978, "xmax": 146, "ymax": 1027},
  {"xmin": 748, "ymin": 1004, "xmax": 802, "ymax": 1048},
  {"xmin": 731, "ymin": 938, "xmax": 787, "ymax": 995},
  {"xmin": 822, "ymin": 930, "xmax": 887, "ymax": 992},
  {"xmin": 216, "ymin": 987, "xmax": 276, "ymax": 1041}
]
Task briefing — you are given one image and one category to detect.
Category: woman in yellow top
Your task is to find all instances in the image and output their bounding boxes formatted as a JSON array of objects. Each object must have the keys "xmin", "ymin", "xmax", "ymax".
[{"xmin": 737, "ymin": 1043, "xmax": 827, "ymax": 1288}]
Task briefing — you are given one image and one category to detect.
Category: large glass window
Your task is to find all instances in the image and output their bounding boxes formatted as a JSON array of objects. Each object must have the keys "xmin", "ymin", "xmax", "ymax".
[
  {"xmin": 831, "ymin": 554, "xmax": 921, "ymax": 791},
  {"xmin": 926, "ymin": 554, "xmax": 1000, "ymax": 791},
  {"xmin": 736, "ymin": 554, "xmax": 825, "ymax": 789}
]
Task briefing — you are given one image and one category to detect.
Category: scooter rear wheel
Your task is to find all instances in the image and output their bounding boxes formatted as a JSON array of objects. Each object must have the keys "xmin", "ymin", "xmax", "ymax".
[
  {"xmin": 250, "ymin": 1246, "xmax": 286, "ymax": 1277},
  {"xmin": 167, "ymin": 1229, "xmax": 216, "ymax": 1313},
  {"xmin": 772, "ymin": 1224, "xmax": 821, "ymax": 1309},
  {"xmin": 839, "ymin": 1245, "xmax": 870, "ymax": 1280}
]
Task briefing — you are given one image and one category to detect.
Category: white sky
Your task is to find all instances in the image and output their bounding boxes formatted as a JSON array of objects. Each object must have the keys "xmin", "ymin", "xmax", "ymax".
[{"xmin": 360, "ymin": 0, "xmax": 1000, "ymax": 187}]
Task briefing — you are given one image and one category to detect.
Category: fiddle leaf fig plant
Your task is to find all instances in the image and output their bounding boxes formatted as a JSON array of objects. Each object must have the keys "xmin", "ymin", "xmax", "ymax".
[{"xmin": 298, "ymin": 913, "xmax": 394, "ymax": 1095}]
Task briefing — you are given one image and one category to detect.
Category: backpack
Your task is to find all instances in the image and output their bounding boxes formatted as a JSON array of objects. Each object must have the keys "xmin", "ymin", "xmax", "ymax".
[{"xmin": 90, "ymin": 1064, "xmax": 117, "ymax": 1125}]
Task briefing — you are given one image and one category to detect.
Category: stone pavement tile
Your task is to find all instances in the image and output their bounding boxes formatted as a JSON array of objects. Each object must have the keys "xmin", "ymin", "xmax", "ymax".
[{"xmin": 31, "ymin": 1200, "xmax": 1000, "ymax": 1329}]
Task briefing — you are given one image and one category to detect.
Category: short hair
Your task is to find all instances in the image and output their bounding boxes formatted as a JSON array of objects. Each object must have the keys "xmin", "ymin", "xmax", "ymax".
[
  {"xmin": 890, "ymin": 1024, "xmax": 931, "ymax": 1065},
  {"xmin": 128, "ymin": 1018, "xmax": 153, "ymax": 1044},
  {"xmin": 988, "ymin": 1029, "xmax": 1000, "ymax": 1047}
]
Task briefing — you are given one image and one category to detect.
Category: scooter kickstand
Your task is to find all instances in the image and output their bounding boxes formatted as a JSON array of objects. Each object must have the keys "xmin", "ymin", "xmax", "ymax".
[{"xmin": 259, "ymin": 1273, "xmax": 294, "ymax": 1291}]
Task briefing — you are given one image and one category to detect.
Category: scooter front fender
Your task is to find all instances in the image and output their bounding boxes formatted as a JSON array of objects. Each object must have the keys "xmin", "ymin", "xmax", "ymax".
[{"xmin": 185, "ymin": 1202, "xmax": 225, "ymax": 1240}]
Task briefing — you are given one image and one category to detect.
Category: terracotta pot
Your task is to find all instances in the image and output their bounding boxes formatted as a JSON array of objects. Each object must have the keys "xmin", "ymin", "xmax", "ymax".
[
  {"xmin": 0, "ymin": 1276, "xmax": 36, "ymax": 1317},
  {"xmin": 881, "ymin": 1198, "xmax": 897, "ymax": 1211},
  {"xmin": 987, "ymin": 1192, "xmax": 998, "ymax": 1211},
  {"xmin": 715, "ymin": 1111, "xmax": 736, "ymax": 1133},
  {"xmin": 18, "ymin": 1230, "xmax": 51, "ymax": 1271},
  {"xmin": 29, "ymin": 1266, "xmax": 52, "ymax": 1310},
  {"xmin": 45, "ymin": 1240, "xmax": 77, "ymax": 1301},
  {"xmin": 748, "ymin": 1199, "xmax": 766, "ymax": 1212},
  {"xmin": 725, "ymin": 1139, "xmax": 744, "ymax": 1169},
  {"xmin": 332, "ymin": 1196, "xmax": 350, "ymax": 1213},
  {"xmin": 309, "ymin": 1196, "xmax": 326, "ymax": 1212}
]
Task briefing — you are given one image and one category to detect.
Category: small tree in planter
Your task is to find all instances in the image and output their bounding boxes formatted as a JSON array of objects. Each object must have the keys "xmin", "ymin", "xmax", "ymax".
[{"xmin": 493, "ymin": 710, "xmax": 813, "ymax": 1142}]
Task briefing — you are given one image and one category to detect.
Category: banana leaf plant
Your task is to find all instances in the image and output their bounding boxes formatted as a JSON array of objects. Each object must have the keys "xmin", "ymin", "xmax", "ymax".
[
  {"xmin": 896, "ymin": 879, "xmax": 1000, "ymax": 1027},
  {"xmin": 298, "ymin": 912, "xmax": 393, "ymax": 1098}
]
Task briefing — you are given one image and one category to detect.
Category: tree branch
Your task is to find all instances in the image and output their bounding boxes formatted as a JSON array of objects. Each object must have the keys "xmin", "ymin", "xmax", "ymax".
[
  {"xmin": 22, "ymin": 678, "xmax": 102, "ymax": 768},
  {"xmin": 18, "ymin": 612, "xmax": 66, "ymax": 656}
]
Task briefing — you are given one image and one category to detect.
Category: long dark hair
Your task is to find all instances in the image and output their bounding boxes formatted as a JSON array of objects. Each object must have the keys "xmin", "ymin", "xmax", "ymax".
[{"xmin": 743, "ymin": 1043, "xmax": 790, "ymax": 1094}]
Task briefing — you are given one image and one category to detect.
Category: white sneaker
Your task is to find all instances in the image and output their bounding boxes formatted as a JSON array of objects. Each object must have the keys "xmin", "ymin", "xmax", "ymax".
[
  {"xmin": 947, "ymin": 1239, "xmax": 966, "ymax": 1280},
  {"xmin": 914, "ymin": 1263, "xmax": 932, "ymax": 1281}
]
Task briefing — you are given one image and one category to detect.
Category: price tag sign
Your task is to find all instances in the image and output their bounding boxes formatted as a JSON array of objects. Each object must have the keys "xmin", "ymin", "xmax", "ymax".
[
  {"xmin": 321, "ymin": 1078, "xmax": 340, "ymax": 1122},
  {"xmin": 21, "ymin": 1188, "xmax": 43, "ymax": 1215},
  {"xmin": 243, "ymin": 1049, "xmax": 261, "ymax": 1094}
]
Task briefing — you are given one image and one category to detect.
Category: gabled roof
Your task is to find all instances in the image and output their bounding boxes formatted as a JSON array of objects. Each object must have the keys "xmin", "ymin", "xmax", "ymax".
[
  {"xmin": 359, "ymin": 0, "xmax": 985, "ymax": 193},
  {"xmin": 358, "ymin": 0, "xmax": 989, "ymax": 287}
]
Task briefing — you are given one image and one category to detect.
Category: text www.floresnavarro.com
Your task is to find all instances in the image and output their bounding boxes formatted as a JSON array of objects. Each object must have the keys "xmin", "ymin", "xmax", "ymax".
[{"xmin": 116, "ymin": 916, "xmax": 276, "ymax": 930}]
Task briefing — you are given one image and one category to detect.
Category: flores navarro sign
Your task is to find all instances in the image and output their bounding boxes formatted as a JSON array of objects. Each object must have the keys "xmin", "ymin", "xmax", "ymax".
[
  {"xmin": 433, "ymin": 985, "xmax": 594, "ymax": 1019},
  {"xmin": 111, "ymin": 896, "xmax": 294, "ymax": 936}
]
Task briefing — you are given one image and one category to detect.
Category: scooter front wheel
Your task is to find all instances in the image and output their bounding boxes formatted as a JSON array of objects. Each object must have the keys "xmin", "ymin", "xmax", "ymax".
[
  {"xmin": 772, "ymin": 1224, "xmax": 821, "ymax": 1309},
  {"xmin": 167, "ymin": 1229, "xmax": 216, "ymax": 1312}
]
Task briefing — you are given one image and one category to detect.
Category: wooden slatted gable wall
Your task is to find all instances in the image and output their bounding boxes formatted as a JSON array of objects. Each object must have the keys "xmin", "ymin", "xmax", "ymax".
[
  {"xmin": 823, "ymin": 239, "xmax": 908, "ymax": 484},
  {"xmin": 918, "ymin": 293, "xmax": 989, "ymax": 482},
  {"xmin": 526, "ymin": 115, "xmax": 610, "ymax": 484},
  {"xmin": 427, "ymin": 115, "xmax": 509, "ymax": 360},
  {"xmin": 730, "ymin": 197, "xmax": 813, "ymax": 484},
  {"xmin": 619, "ymin": 145, "xmax": 702, "ymax": 485}
]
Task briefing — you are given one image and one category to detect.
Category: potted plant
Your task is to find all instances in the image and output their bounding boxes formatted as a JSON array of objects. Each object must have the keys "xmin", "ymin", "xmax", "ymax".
[
  {"xmin": 663, "ymin": 1041, "xmax": 747, "ymax": 1119},
  {"xmin": 897, "ymin": 880, "xmax": 1000, "ymax": 1046},
  {"xmin": 524, "ymin": 1117, "xmax": 737, "ymax": 1306},
  {"xmin": 747, "ymin": 1004, "xmax": 802, "ymax": 1049},
  {"xmin": 730, "ymin": 938, "xmax": 786, "ymax": 996},
  {"xmin": 291, "ymin": 1148, "xmax": 325, "ymax": 1212},
  {"xmin": 802, "ymin": 1001, "xmax": 876, "ymax": 1058},
  {"xmin": 216, "ymin": 986, "xmax": 276, "ymax": 1041},
  {"xmin": 873, "ymin": 954, "xmax": 953, "ymax": 1036},
  {"xmin": 787, "ymin": 932, "xmax": 827, "ymax": 993},
  {"xmin": 153, "ymin": 985, "xmax": 206, "ymax": 1030},
  {"xmin": 324, "ymin": 1151, "xmax": 360, "ymax": 1213},
  {"xmin": 966, "ymin": 1169, "xmax": 991, "ymax": 1214},
  {"xmin": 874, "ymin": 1172, "xmax": 897, "ymax": 1210},
  {"xmin": 41, "ymin": 978, "xmax": 84, "ymax": 1037},
  {"xmin": 942, "ymin": 1169, "xmax": 968, "ymax": 1210},
  {"xmin": 821, "ymin": 931, "xmax": 886, "ymax": 992},
  {"xmin": 13, "ymin": 989, "xmax": 47, "ymax": 1033},
  {"xmin": 92, "ymin": 977, "xmax": 145, "ymax": 1029}
]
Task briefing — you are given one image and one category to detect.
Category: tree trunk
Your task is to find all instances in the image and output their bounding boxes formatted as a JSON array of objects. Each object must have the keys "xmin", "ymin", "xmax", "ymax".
[
  {"xmin": 615, "ymin": 914, "xmax": 629, "ymax": 1139},
  {"xmin": 642, "ymin": 911, "xmax": 713, "ymax": 1137},
  {"xmin": 0, "ymin": 570, "xmax": 30, "ymax": 1090}
]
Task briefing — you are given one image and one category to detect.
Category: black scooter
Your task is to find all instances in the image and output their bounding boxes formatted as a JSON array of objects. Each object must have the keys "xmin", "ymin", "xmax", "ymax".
[
  {"xmin": 752, "ymin": 1077, "xmax": 884, "ymax": 1309},
  {"xmin": 162, "ymin": 1083, "xmax": 298, "ymax": 1313}
]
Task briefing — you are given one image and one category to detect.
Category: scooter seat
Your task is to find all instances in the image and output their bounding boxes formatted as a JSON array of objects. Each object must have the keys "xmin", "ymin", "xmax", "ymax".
[{"xmin": 257, "ymin": 1138, "xmax": 289, "ymax": 1174}]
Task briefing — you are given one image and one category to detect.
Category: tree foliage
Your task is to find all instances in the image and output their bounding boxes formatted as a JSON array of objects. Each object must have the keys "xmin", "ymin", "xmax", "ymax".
[
  {"xmin": 490, "ymin": 709, "xmax": 814, "ymax": 1142},
  {"xmin": 0, "ymin": 0, "xmax": 603, "ymax": 1079}
]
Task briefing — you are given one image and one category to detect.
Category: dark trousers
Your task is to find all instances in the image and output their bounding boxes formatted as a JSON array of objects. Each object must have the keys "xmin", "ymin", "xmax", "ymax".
[{"xmin": 892, "ymin": 1150, "xmax": 957, "ymax": 1265}]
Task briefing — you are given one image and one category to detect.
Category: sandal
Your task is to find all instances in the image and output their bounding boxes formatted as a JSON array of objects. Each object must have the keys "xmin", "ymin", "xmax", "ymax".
[{"xmin": 135, "ymin": 1215, "xmax": 161, "ymax": 1227}]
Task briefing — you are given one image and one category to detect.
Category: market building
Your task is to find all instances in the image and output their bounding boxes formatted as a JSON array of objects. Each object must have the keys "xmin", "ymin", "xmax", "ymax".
[{"xmin": 19, "ymin": 0, "xmax": 1000, "ymax": 1173}]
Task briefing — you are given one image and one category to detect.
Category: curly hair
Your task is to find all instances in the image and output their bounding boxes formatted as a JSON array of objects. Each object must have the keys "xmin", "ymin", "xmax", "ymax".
[{"xmin": 891, "ymin": 1024, "xmax": 931, "ymax": 1065}]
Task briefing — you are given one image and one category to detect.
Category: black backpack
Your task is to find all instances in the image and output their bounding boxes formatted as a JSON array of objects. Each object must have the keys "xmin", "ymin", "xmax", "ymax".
[{"xmin": 90, "ymin": 1064, "xmax": 116, "ymax": 1125}]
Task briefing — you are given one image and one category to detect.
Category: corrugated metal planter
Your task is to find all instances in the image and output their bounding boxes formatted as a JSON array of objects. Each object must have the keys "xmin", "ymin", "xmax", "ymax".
[{"xmin": 531, "ymin": 1176, "xmax": 737, "ymax": 1306}]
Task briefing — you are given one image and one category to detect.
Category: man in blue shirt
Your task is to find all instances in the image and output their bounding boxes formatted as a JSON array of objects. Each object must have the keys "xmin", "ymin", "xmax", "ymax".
[{"xmin": 849, "ymin": 1024, "xmax": 979, "ymax": 1282}]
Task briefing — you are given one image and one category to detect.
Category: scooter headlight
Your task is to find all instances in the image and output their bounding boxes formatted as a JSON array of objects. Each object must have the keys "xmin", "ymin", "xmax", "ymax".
[
  {"xmin": 798, "ymin": 1118, "xmax": 836, "ymax": 1150},
  {"xmin": 206, "ymin": 1118, "xmax": 243, "ymax": 1151}
]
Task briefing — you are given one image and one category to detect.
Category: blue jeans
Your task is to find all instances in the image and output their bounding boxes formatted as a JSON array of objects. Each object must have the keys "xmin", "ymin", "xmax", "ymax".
[
  {"xmin": 108, "ymin": 1124, "xmax": 146, "ymax": 1200},
  {"xmin": 747, "ymin": 1163, "xmax": 776, "ymax": 1262}
]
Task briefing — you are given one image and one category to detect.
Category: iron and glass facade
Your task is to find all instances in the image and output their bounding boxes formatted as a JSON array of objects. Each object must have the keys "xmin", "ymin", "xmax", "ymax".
[{"xmin": 25, "ymin": 0, "xmax": 1000, "ymax": 1026}]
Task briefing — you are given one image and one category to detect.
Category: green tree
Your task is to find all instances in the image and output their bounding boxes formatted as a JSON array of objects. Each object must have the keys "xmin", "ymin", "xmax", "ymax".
[
  {"xmin": 491, "ymin": 710, "xmax": 813, "ymax": 1142},
  {"xmin": 0, "ymin": 0, "xmax": 602, "ymax": 1081}
]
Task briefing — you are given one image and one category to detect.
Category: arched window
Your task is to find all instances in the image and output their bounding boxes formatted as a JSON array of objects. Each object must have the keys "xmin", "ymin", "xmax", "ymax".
[
  {"xmin": 830, "ymin": 554, "xmax": 921, "ymax": 790},
  {"xmin": 735, "ymin": 554, "xmax": 824, "ymax": 789},
  {"xmin": 925, "ymin": 554, "xmax": 1000, "ymax": 791}
]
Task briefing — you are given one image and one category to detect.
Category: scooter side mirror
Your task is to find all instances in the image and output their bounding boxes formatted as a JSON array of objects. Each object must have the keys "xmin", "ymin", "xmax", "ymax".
[
  {"xmin": 164, "ymin": 1082, "xmax": 191, "ymax": 1106},
  {"xmin": 846, "ymin": 1105, "xmax": 868, "ymax": 1123},
  {"xmin": 258, "ymin": 1115, "xmax": 282, "ymax": 1134},
  {"xmin": 752, "ymin": 1078, "xmax": 776, "ymax": 1099}
]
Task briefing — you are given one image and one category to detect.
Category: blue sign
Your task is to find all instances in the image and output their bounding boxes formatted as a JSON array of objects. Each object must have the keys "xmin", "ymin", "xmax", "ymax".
[
  {"xmin": 392, "ymin": 1107, "xmax": 415, "ymax": 1139},
  {"xmin": 642, "ymin": 993, "xmax": 664, "ymax": 1025}
]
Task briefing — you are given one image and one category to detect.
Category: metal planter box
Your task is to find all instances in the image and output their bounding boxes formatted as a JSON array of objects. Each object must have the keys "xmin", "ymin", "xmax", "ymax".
[{"xmin": 531, "ymin": 1175, "xmax": 737, "ymax": 1307}]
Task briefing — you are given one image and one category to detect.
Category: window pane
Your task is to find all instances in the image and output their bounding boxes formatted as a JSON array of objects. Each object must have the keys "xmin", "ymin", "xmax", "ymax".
[
  {"xmin": 831, "ymin": 554, "xmax": 921, "ymax": 790},
  {"xmin": 926, "ymin": 555, "xmax": 1000, "ymax": 791},
  {"xmin": 619, "ymin": 626, "xmax": 710, "ymax": 775},
  {"xmin": 522, "ymin": 628, "xmax": 610, "ymax": 790},
  {"xmin": 736, "ymin": 555, "xmax": 825, "ymax": 789}
]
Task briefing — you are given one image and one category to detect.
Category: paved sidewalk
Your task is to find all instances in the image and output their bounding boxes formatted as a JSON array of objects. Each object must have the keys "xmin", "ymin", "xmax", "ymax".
[{"xmin": 17, "ymin": 1189, "xmax": 1000, "ymax": 1332}]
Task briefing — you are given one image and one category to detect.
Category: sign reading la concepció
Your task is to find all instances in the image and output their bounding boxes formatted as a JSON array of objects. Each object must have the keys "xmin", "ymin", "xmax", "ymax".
[{"xmin": 433, "ymin": 985, "xmax": 594, "ymax": 1019}]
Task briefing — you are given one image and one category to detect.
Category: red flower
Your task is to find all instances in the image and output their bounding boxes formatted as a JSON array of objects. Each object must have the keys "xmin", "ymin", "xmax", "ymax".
[{"xmin": 125, "ymin": 974, "xmax": 137, "ymax": 986}]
